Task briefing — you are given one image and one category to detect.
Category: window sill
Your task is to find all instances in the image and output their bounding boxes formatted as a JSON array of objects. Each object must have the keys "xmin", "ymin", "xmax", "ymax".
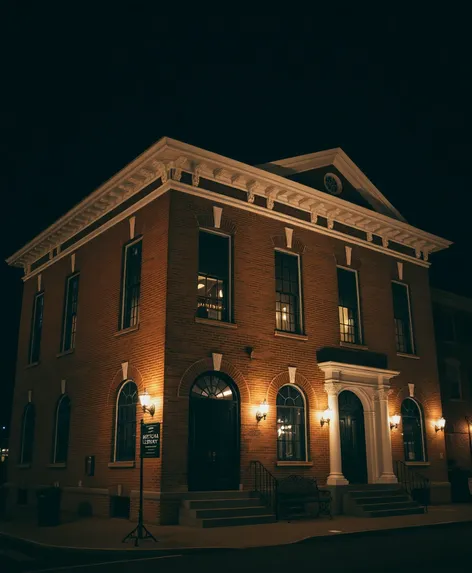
[
  {"xmin": 47, "ymin": 463, "xmax": 66, "ymax": 469},
  {"xmin": 396, "ymin": 352, "xmax": 420, "ymax": 360},
  {"xmin": 340, "ymin": 341, "xmax": 368, "ymax": 350},
  {"xmin": 25, "ymin": 362, "xmax": 40, "ymax": 369},
  {"xmin": 195, "ymin": 317, "xmax": 238, "ymax": 329},
  {"xmin": 405, "ymin": 462, "xmax": 430, "ymax": 467},
  {"xmin": 274, "ymin": 330, "xmax": 308, "ymax": 341},
  {"xmin": 56, "ymin": 349, "xmax": 74, "ymax": 358},
  {"xmin": 108, "ymin": 461, "xmax": 135, "ymax": 469},
  {"xmin": 276, "ymin": 461, "xmax": 313, "ymax": 467},
  {"xmin": 17, "ymin": 464, "xmax": 31, "ymax": 469},
  {"xmin": 114, "ymin": 324, "xmax": 140, "ymax": 338}
]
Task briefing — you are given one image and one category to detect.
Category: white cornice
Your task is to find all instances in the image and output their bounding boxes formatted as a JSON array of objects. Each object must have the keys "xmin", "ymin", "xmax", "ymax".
[
  {"xmin": 317, "ymin": 361, "xmax": 400, "ymax": 380},
  {"xmin": 7, "ymin": 137, "xmax": 452, "ymax": 274}
]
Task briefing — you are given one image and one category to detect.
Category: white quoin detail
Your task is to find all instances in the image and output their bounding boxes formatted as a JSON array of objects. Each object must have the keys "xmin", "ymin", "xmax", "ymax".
[
  {"xmin": 288, "ymin": 366, "xmax": 297, "ymax": 384},
  {"xmin": 212, "ymin": 353, "xmax": 223, "ymax": 372},
  {"xmin": 397, "ymin": 261, "xmax": 404, "ymax": 281},
  {"xmin": 408, "ymin": 383, "xmax": 415, "ymax": 397},
  {"xmin": 213, "ymin": 206, "xmax": 223, "ymax": 229},
  {"xmin": 71, "ymin": 253, "xmax": 76, "ymax": 273},
  {"xmin": 37, "ymin": 274, "xmax": 42, "ymax": 292},
  {"xmin": 285, "ymin": 227, "xmax": 294, "ymax": 249},
  {"xmin": 129, "ymin": 216, "xmax": 136, "ymax": 239},
  {"xmin": 121, "ymin": 361, "xmax": 129, "ymax": 381},
  {"xmin": 345, "ymin": 245, "xmax": 352, "ymax": 266},
  {"xmin": 61, "ymin": 379, "xmax": 66, "ymax": 394},
  {"xmin": 28, "ymin": 390, "xmax": 32, "ymax": 403}
]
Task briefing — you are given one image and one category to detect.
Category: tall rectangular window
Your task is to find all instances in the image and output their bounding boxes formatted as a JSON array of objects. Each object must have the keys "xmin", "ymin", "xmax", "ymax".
[
  {"xmin": 275, "ymin": 251, "xmax": 302, "ymax": 333},
  {"xmin": 337, "ymin": 267, "xmax": 361, "ymax": 344},
  {"xmin": 196, "ymin": 230, "xmax": 231, "ymax": 322},
  {"xmin": 61, "ymin": 274, "xmax": 79, "ymax": 352},
  {"xmin": 392, "ymin": 282, "xmax": 414, "ymax": 354},
  {"xmin": 120, "ymin": 239, "xmax": 142, "ymax": 330},
  {"xmin": 29, "ymin": 293, "xmax": 44, "ymax": 364}
]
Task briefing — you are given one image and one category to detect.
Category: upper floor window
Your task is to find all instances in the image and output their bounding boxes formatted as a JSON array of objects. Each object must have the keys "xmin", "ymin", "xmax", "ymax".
[
  {"xmin": 52, "ymin": 395, "xmax": 71, "ymax": 464},
  {"xmin": 441, "ymin": 358, "xmax": 462, "ymax": 400},
  {"xmin": 196, "ymin": 230, "xmax": 231, "ymax": 322},
  {"xmin": 392, "ymin": 282, "xmax": 415, "ymax": 354},
  {"xmin": 337, "ymin": 267, "xmax": 361, "ymax": 344},
  {"xmin": 29, "ymin": 293, "xmax": 44, "ymax": 364},
  {"xmin": 275, "ymin": 251, "xmax": 302, "ymax": 334},
  {"xmin": 276, "ymin": 385, "xmax": 307, "ymax": 461},
  {"xmin": 19, "ymin": 403, "xmax": 35, "ymax": 465},
  {"xmin": 401, "ymin": 398, "xmax": 426, "ymax": 462},
  {"xmin": 61, "ymin": 274, "xmax": 79, "ymax": 352},
  {"xmin": 120, "ymin": 239, "xmax": 142, "ymax": 330},
  {"xmin": 114, "ymin": 381, "xmax": 138, "ymax": 462}
]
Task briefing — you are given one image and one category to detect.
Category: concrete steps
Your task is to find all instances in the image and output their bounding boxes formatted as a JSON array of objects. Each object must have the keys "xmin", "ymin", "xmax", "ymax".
[
  {"xmin": 344, "ymin": 487, "xmax": 426, "ymax": 518},
  {"xmin": 179, "ymin": 491, "xmax": 276, "ymax": 528}
]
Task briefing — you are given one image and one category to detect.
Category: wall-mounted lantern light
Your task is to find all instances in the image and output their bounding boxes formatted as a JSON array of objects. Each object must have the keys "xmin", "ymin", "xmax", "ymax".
[
  {"xmin": 321, "ymin": 408, "xmax": 333, "ymax": 427},
  {"xmin": 390, "ymin": 414, "xmax": 401, "ymax": 430},
  {"xmin": 139, "ymin": 389, "xmax": 155, "ymax": 417},
  {"xmin": 435, "ymin": 416, "xmax": 446, "ymax": 433},
  {"xmin": 256, "ymin": 400, "xmax": 269, "ymax": 422}
]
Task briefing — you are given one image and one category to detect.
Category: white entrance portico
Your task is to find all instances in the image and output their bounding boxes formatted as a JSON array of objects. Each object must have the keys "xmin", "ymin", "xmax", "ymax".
[{"xmin": 318, "ymin": 361, "xmax": 400, "ymax": 486}]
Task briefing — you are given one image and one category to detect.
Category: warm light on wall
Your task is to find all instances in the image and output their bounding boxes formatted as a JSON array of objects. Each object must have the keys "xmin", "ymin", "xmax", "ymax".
[
  {"xmin": 139, "ymin": 389, "xmax": 155, "ymax": 417},
  {"xmin": 256, "ymin": 400, "xmax": 269, "ymax": 422},
  {"xmin": 321, "ymin": 408, "xmax": 333, "ymax": 427},
  {"xmin": 435, "ymin": 416, "xmax": 446, "ymax": 433},
  {"xmin": 390, "ymin": 414, "xmax": 401, "ymax": 430}
]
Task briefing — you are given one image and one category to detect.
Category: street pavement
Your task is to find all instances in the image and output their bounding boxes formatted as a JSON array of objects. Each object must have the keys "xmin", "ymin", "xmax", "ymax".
[{"xmin": 1, "ymin": 522, "xmax": 471, "ymax": 573}]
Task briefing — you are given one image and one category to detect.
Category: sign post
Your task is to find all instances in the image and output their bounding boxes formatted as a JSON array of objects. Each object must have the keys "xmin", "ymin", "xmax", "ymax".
[{"xmin": 122, "ymin": 419, "xmax": 160, "ymax": 546}]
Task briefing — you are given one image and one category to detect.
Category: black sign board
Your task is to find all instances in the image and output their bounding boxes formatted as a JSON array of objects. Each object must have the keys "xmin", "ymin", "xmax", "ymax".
[{"xmin": 141, "ymin": 422, "xmax": 161, "ymax": 458}]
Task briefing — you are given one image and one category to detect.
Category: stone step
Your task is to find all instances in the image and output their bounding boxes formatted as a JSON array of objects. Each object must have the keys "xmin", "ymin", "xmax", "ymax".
[
  {"xmin": 194, "ymin": 514, "xmax": 276, "ymax": 528},
  {"xmin": 349, "ymin": 489, "xmax": 403, "ymax": 498},
  {"xmin": 354, "ymin": 495, "xmax": 410, "ymax": 505},
  {"xmin": 191, "ymin": 506, "xmax": 269, "ymax": 519},
  {"xmin": 364, "ymin": 507, "xmax": 425, "ymax": 518},
  {"xmin": 183, "ymin": 497, "xmax": 262, "ymax": 510},
  {"xmin": 358, "ymin": 500, "xmax": 419, "ymax": 512},
  {"xmin": 182, "ymin": 490, "xmax": 256, "ymax": 501}
]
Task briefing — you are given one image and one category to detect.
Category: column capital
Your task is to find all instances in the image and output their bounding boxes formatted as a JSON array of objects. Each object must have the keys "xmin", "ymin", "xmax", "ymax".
[{"xmin": 324, "ymin": 381, "xmax": 341, "ymax": 397}]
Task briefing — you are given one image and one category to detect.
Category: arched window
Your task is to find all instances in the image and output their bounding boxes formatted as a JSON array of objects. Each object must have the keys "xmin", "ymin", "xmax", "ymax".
[
  {"xmin": 276, "ymin": 385, "xmax": 307, "ymax": 461},
  {"xmin": 190, "ymin": 373, "xmax": 236, "ymax": 400},
  {"xmin": 19, "ymin": 403, "xmax": 35, "ymax": 464},
  {"xmin": 401, "ymin": 398, "xmax": 426, "ymax": 462},
  {"xmin": 53, "ymin": 395, "xmax": 71, "ymax": 464},
  {"xmin": 115, "ymin": 381, "xmax": 138, "ymax": 462}
]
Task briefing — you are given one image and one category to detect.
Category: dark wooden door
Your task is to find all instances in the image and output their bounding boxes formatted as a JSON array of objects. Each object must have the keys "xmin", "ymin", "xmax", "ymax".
[
  {"xmin": 339, "ymin": 390, "xmax": 367, "ymax": 484},
  {"xmin": 188, "ymin": 375, "xmax": 240, "ymax": 491}
]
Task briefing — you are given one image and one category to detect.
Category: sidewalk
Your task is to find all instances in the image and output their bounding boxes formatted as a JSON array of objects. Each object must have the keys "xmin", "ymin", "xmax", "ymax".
[{"xmin": 1, "ymin": 504, "xmax": 472, "ymax": 555}]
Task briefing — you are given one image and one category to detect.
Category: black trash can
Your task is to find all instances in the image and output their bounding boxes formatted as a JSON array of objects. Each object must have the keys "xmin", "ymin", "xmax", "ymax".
[{"xmin": 37, "ymin": 487, "xmax": 61, "ymax": 526}]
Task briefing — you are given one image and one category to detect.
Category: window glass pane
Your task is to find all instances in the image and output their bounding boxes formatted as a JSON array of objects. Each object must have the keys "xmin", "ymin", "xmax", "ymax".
[
  {"xmin": 276, "ymin": 386, "xmax": 306, "ymax": 461},
  {"xmin": 116, "ymin": 382, "xmax": 138, "ymax": 461},
  {"xmin": 392, "ymin": 283, "xmax": 413, "ymax": 354},
  {"xmin": 54, "ymin": 396, "xmax": 71, "ymax": 463},
  {"xmin": 401, "ymin": 399, "xmax": 425, "ymax": 462},
  {"xmin": 197, "ymin": 232, "xmax": 230, "ymax": 322},
  {"xmin": 29, "ymin": 294, "xmax": 44, "ymax": 363},
  {"xmin": 337, "ymin": 268, "xmax": 360, "ymax": 344},
  {"xmin": 122, "ymin": 241, "xmax": 142, "ymax": 329},
  {"xmin": 442, "ymin": 360, "xmax": 462, "ymax": 400},
  {"xmin": 20, "ymin": 404, "xmax": 35, "ymax": 464},
  {"xmin": 63, "ymin": 275, "xmax": 79, "ymax": 351},
  {"xmin": 275, "ymin": 252, "xmax": 300, "ymax": 333}
]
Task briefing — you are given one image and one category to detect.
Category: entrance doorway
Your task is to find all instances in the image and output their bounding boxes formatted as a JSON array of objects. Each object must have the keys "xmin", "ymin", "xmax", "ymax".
[
  {"xmin": 339, "ymin": 390, "xmax": 367, "ymax": 484},
  {"xmin": 188, "ymin": 372, "xmax": 240, "ymax": 491}
]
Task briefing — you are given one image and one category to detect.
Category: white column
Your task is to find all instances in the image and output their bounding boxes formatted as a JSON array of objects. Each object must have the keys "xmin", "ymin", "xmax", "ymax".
[
  {"xmin": 376, "ymin": 385, "xmax": 398, "ymax": 484},
  {"xmin": 325, "ymin": 382, "xmax": 349, "ymax": 486}
]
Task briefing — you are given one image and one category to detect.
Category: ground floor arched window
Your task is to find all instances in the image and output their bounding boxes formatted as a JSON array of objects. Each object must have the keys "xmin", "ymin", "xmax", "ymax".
[
  {"xmin": 276, "ymin": 385, "xmax": 307, "ymax": 461},
  {"xmin": 401, "ymin": 398, "xmax": 426, "ymax": 462}
]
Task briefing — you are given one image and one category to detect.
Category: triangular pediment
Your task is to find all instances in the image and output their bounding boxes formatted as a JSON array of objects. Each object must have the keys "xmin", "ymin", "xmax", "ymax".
[{"xmin": 257, "ymin": 148, "xmax": 406, "ymax": 222}]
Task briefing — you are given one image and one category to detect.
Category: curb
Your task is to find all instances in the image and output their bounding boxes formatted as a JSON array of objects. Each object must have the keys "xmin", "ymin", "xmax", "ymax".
[{"xmin": 1, "ymin": 519, "xmax": 472, "ymax": 561}]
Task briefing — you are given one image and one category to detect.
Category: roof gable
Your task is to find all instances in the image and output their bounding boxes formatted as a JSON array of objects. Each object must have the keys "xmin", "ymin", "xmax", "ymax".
[{"xmin": 257, "ymin": 148, "xmax": 406, "ymax": 222}]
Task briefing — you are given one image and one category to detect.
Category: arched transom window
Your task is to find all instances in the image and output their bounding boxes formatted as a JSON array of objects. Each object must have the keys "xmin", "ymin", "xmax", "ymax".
[
  {"xmin": 190, "ymin": 373, "xmax": 236, "ymax": 400},
  {"xmin": 114, "ymin": 381, "xmax": 138, "ymax": 462},
  {"xmin": 401, "ymin": 398, "xmax": 426, "ymax": 462},
  {"xmin": 276, "ymin": 385, "xmax": 307, "ymax": 461}
]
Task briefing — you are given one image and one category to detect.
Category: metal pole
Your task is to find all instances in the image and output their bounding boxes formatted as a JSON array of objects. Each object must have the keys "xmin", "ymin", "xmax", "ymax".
[{"xmin": 138, "ymin": 418, "xmax": 144, "ymax": 543}]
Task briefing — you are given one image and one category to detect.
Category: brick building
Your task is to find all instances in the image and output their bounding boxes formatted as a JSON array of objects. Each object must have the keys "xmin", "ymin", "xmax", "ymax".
[
  {"xmin": 6, "ymin": 138, "xmax": 452, "ymax": 524},
  {"xmin": 432, "ymin": 289, "xmax": 472, "ymax": 501}
]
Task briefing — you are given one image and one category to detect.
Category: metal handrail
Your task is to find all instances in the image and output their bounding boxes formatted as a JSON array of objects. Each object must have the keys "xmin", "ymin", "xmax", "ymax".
[
  {"xmin": 395, "ymin": 460, "xmax": 430, "ymax": 512},
  {"xmin": 250, "ymin": 460, "xmax": 278, "ymax": 519}
]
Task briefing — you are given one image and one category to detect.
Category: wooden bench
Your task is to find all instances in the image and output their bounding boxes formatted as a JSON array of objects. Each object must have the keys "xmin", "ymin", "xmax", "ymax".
[{"xmin": 277, "ymin": 475, "xmax": 332, "ymax": 520}]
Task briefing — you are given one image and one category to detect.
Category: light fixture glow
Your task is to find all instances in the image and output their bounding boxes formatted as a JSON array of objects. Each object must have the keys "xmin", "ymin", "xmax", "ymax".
[
  {"xmin": 139, "ymin": 389, "xmax": 155, "ymax": 417},
  {"xmin": 435, "ymin": 416, "xmax": 446, "ymax": 433},
  {"xmin": 256, "ymin": 400, "xmax": 269, "ymax": 422},
  {"xmin": 219, "ymin": 289, "xmax": 223, "ymax": 298},
  {"xmin": 197, "ymin": 283, "xmax": 205, "ymax": 289},
  {"xmin": 321, "ymin": 408, "xmax": 333, "ymax": 427},
  {"xmin": 390, "ymin": 414, "xmax": 401, "ymax": 430}
]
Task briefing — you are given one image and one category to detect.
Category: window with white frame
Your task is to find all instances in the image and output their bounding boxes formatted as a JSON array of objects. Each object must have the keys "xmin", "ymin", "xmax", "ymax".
[
  {"xmin": 61, "ymin": 274, "xmax": 79, "ymax": 352},
  {"xmin": 196, "ymin": 230, "xmax": 231, "ymax": 322},
  {"xmin": 19, "ymin": 403, "xmax": 35, "ymax": 465},
  {"xmin": 276, "ymin": 385, "xmax": 307, "ymax": 461},
  {"xmin": 29, "ymin": 292, "xmax": 44, "ymax": 363},
  {"xmin": 120, "ymin": 239, "xmax": 142, "ymax": 330},
  {"xmin": 275, "ymin": 251, "xmax": 302, "ymax": 334},
  {"xmin": 52, "ymin": 395, "xmax": 71, "ymax": 464},
  {"xmin": 392, "ymin": 281, "xmax": 415, "ymax": 354},
  {"xmin": 401, "ymin": 398, "xmax": 426, "ymax": 462},
  {"xmin": 337, "ymin": 267, "xmax": 362, "ymax": 344},
  {"xmin": 114, "ymin": 381, "xmax": 138, "ymax": 462}
]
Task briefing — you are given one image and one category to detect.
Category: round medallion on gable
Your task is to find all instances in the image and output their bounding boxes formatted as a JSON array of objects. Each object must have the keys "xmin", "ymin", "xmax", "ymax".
[{"xmin": 324, "ymin": 173, "xmax": 343, "ymax": 195}]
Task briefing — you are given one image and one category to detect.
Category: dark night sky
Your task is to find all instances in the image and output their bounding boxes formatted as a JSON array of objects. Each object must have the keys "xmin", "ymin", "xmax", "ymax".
[{"xmin": 1, "ymin": 10, "xmax": 472, "ymax": 432}]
